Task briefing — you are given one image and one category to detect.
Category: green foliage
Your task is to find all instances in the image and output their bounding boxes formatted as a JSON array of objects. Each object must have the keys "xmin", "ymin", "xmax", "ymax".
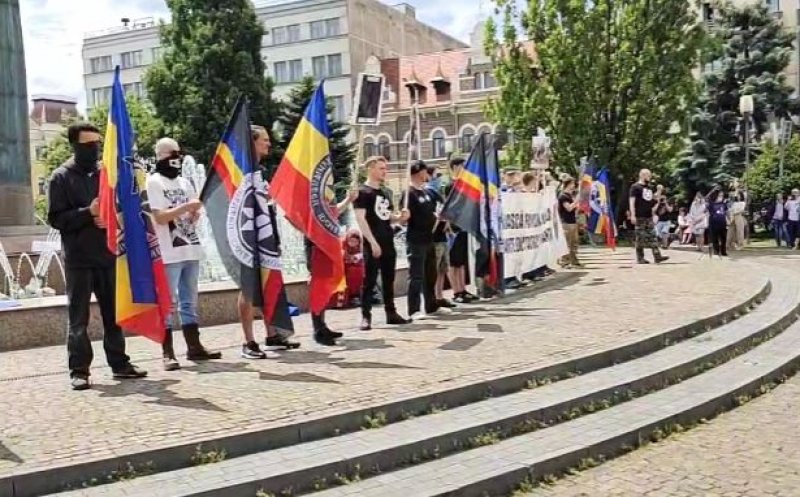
[
  {"xmin": 38, "ymin": 133, "xmax": 74, "ymax": 180},
  {"xmin": 87, "ymin": 96, "xmax": 165, "ymax": 159},
  {"xmin": 275, "ymin": 76, "xmax": 355, "ymax": 198},
  {"xmin": 486, "ymin": 0, "xmax": 704, "ymax": 213},
  {"xmin": 679, "ymin": 3, "xmax": 797, "ymax": 196},
  {"xmin": 145, "ymin": 0, "xmax": 280, "ymax": 166},
  {"xmin": 743, "ymin": 137, "xmax": 800, "ymax": 208}
]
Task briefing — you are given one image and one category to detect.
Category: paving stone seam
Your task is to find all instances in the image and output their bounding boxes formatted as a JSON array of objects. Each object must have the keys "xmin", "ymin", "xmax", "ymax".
[{"xmin": 44, "ymin": 275, "xmax": 797, "ymax": 497}]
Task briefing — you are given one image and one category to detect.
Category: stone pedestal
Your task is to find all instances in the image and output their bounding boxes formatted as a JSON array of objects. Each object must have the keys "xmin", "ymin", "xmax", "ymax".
[
  {"xmin": 0, "ymin": 0, "xmax": 34, "ymax": 227},
  {"xmin": 0, "ymin": 225, "xmax": 49, "ymax": 254}
]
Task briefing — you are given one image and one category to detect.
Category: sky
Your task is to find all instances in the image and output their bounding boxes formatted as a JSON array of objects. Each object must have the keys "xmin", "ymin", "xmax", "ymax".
[{"xmin": 19, "ymin": 0, "xmax": 485, "ymax": 112}]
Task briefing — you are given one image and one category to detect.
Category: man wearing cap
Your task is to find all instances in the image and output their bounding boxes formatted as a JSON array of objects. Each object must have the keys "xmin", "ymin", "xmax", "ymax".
[{"xmin": 401, "ymin": 160, "xmax": 440, "ymax": 320}]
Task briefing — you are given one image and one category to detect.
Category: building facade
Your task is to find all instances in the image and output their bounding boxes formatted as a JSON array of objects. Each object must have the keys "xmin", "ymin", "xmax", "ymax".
[
  {"xmin": 28, "ymin": 95, "xmax": 78, "ymax": 200},
  {"xmin": 359, "ymin": 23, "xmax": 511, "ymax": 195},
  {"xmin": 81, "ymin": 1, "xmax": 466, "ymax": 125}
]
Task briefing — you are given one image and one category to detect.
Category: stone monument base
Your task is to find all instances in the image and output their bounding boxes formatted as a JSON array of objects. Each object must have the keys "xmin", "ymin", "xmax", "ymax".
[{"xmin": 0, "ymin": 225, "xmax": 50, "ymax": 254}]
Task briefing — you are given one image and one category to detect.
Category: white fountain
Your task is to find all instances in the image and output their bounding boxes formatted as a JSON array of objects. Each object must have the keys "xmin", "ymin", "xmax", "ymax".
[{"xmin": 0, "ymin": 230, "xmax": 62, "ymax": 302}]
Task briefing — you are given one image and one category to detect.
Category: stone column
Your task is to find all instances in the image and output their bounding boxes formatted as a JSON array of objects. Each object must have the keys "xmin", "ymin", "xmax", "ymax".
[{"xmin": 0, "ymin": 0, "xmax": 33, "ymax": 227}]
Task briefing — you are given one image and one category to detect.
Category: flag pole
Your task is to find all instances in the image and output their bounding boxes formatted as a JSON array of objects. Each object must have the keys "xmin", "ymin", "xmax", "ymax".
[
  {"xmin": 479, "ymin": 133, "xmax": 493, "ymax": 293},
  {"xmin": 404, "ymin": 86, "xmax": 419, "ymax": 210}
]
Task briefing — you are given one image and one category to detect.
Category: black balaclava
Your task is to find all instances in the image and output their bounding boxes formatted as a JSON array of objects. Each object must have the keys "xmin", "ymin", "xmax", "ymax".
[
  {"xmin": 73, "ymin": 142, "xmax": 100, "ymax": 174},
  {"xmin": 155, "ymin": 151, "xmax": 182, "ymax": 180}
]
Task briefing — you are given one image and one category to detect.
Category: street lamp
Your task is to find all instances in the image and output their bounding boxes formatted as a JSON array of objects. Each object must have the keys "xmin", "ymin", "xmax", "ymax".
[{"xmin": 739, "ymin": 95, "xmax": 754, "ymax": 179}]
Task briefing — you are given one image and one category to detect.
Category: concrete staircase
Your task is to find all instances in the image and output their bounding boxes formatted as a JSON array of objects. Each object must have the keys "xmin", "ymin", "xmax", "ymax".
[{"xmin": 8, "ymin": 267, "xmax": 800, "ymax": 497}]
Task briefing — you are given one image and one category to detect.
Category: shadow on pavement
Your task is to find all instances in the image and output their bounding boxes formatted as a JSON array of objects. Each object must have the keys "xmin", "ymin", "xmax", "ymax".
[
  {"xmin": 0, "ymin": 441, "xmax": 22, "ymax": 464},
  {"xmin": 93, "ymin": 379, "xmax": 228, "ymax": 413}
]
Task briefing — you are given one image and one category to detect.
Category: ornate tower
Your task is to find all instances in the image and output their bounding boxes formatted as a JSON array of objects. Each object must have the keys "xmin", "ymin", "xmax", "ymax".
[{"xmin": 0, "ymin": 0, "xmax": 34, "ymax": 226}]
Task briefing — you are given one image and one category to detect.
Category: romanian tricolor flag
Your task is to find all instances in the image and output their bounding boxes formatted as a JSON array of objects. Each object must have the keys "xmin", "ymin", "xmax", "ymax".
[
  {"xmin": 441, "ymin": 133, "xmax": 500, "ymax": 288},
  {"xmin": 588, "ymin": 168, "xmax": 618, "ymax": 250},
  {"xmin": 200, "ymin": 98, "xmax": 293, "ymax": 334},
  {"xmin": 270, "ymin": 84, "xmax": 344, "ymax": 315},
  {"xmin": 578, "ymin": 162, "xmax": 595, "ymax": 215},
  {"xmin": 98, "ymin": 67, "xmax": 170, "ymax": 343}
]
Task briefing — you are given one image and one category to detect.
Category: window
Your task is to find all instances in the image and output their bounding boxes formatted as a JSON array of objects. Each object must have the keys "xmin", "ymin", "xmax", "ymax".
[
  {"xmin": 311, "ymin": 18, "xmax": 340, "ymax": 39},
  {"xmin": 120, "ymin": 50, "xmax": 143, "ymax": 69},
  {"xmin": 89, "ymin": 55, "xmax": 112, "ymax": 73},
  {"xmin": 432, "ymin": 130, "xmax": 446, "ymax": 158},
  {"xmin": 325, "ymin": 18, "xmax": 340, "ymax": 36},
  {"xmin": 473, "ymin": 73, "xmax": 484, "ymax": 90},
  {"xmin": 273, "ymin": 26, "xmax": 287, "ymax": 44},
  {"xmin": 289, "ymin": 59, "xmax": 303, "ymax": 82},
  {"xmin": 123, "ymin": 82, "xmax": 145, "ymax": 99},
  {"xmin": 274, "ymin": 61, "xmax": 289, "ymax": 83},
  {"xmin": 327, "ymin": 54, "xmax": 343, "ymax": 77},
  {"xmin": 702, "ymin": 2, "xmax": 714, "ymax": 22},
  {"xmin": 484, "ymin": 72, "xmax": 497, "ymax": 88},
  {"xmin": 151, "ymin": 47, "xmax": 163, "ymax": 61},
  {"xmin": 310, "ymin": 20, "xmax": 325, "ymax": 39},
  {"xmin": 765, "ymin": 0, "xmax": 780, "ymax": 14},
  {"xmin": 312, "ymin": 56, "xmax": 327, "ymax": 79},
  {"xmin": 461, "ymin": 129, "xmax": 475, "ymax": 152},
  {"xmin": 38, "ymin": 177, "xmax": 46, "ymax": 196},
  {"xmin": 287, "ymin": 24, "xmax": 301, "ymax": 42},
  {"xmin": 379, "ymin": 136, "xmax": 391, "ymax": 161},
  {"xmin": 92, "ymin": 86, "xmax": 112, "ymax": 107},
  {"xmin": 478, "ymin": 126, "xmax": 492, "ymax": 138},
  {"xmin": 330, "ymin": 96, "xmax": 346, "ymax": 122},
  {"xmin": 364, "ymin": 137, "xmax": 376, "ymax": 158}
]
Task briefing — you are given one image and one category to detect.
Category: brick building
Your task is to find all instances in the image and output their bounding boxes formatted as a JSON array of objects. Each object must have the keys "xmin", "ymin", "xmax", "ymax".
[{"xmin": 359, "ymin": 22, "xmax": 514, "ymax": 194}]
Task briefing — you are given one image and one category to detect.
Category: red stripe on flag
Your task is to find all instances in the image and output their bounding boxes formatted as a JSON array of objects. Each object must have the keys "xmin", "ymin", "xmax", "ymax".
[
  {"xmin": 262, "ymin": 269, "xmax": 284, "ymax": 324},
  {"xmin": 272, "ymin": 159, "xmax": 344, "ymax": 315},
  {"xmin": 98, "ymin": 168, "xmax": 118, "ymax": 255},
  {"xmin": 453, "ymin": 180, "xmax": 482, "ymax": 202}
]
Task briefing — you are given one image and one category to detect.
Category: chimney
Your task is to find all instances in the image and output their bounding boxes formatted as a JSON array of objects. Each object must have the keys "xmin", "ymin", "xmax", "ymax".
[{"xmin": 121, "ymin": 17, "xmax": 131, "ymax": 28}]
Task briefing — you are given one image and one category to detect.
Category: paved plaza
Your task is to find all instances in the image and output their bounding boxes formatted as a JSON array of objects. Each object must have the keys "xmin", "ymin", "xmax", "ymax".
[
  {"xmin": 0, "ymin": 249, "xmax": 764, "ymax": 480},
  {"xmin": 526, "ymin": 372, "xmax": 800, "ymax": 497}
]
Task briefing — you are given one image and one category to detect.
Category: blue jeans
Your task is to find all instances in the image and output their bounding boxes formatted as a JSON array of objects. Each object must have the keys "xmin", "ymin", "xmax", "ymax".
[
  {"xmin": 165, "ymin": 260, "xmax": 200, "ymax": 329},
  {"xmin": 773, "ymin": 219, "xmax": 788, "ymax": 246}
]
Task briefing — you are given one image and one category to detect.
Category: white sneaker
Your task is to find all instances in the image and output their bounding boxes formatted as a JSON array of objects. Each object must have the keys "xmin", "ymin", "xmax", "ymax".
[
  {"xmin": 435, "ymin": 307, "xmax": 453, "ymax": 314},
  {"xmin": 410, "ymin": 312, "xmax": 430, "ymax": 321}
]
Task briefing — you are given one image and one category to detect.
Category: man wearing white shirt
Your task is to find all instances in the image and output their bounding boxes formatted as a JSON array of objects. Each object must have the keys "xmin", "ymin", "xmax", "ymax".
[
  {"xmin": 147, "ymin": 138, "xmax": 221, "ymax": 370},
  {"xmin": 786, "ymin": 189, "xmax": 800, "ymax": 249}
]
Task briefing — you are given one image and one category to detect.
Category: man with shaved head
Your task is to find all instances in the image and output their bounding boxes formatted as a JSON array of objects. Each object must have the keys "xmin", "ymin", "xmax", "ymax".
[{"xmin": 628, "ymin": 169, "xmax": 669, "ymax": 264}]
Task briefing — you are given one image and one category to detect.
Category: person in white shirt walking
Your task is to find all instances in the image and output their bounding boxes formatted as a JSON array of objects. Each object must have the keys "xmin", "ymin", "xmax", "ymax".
[
  {"xmin": 786, "ymin": 189, "xmax": 800, "ymax": 249},
  {"xmin": 771, "ymin": 193, "xmax": 789, "ymax": 247},
  {"xmin": 146, "ymin": 138, "xmax": 221, "ymax": 370}
]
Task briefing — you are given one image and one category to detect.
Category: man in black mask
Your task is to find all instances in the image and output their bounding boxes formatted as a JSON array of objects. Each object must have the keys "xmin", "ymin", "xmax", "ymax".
[
  {"xmin": 48, "ymin": 122, "xmax": 147, "ymax": 391},
  {"xmin": 147, "ymin": 138, "xmax": 220, "ymax": 370}
]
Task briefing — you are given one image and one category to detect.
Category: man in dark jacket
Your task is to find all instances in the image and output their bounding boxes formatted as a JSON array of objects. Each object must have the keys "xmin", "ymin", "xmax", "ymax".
[{"xmin": 48, "ymin": 122, "xmax": 147, "ymax": 391}]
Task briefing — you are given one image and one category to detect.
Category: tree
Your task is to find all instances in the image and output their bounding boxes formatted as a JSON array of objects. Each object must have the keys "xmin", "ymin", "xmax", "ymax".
[
  {"xmin": 681, "ymin": 3, "xmax": 797, "ymax": 194},
  {"xmin": 486, "ymin": 0, "xmax": 705, "ymax": 216},
  {"xmin": 145, "ymin": 0, "xmax": 281, "ymax": 167},
  {"xmin": 672, "ymin": 109, "xmax": 719, "ymax": 201},
  {"xmin": 743, "ymin": 137, "xmax": 800, "ymax": 209},
  {"xmin": 87, "ymin": 95, "xmax": 165, "ymax": 160},
  {"xmin": 275, "ymin": 76, "xmax": 355, "ymax": 199}
]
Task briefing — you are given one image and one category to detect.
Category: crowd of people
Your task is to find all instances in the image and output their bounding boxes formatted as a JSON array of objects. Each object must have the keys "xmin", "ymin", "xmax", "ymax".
[{"xmin": 48, "ymin": 122, "xmax": 555, "ymax": 391}]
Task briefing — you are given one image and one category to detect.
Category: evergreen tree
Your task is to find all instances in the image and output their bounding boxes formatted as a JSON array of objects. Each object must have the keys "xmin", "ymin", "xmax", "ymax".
[
  {"xmin": 144, "ymin": 0, "xmax": 280, "ymax": 166},
  {"xmin": 681, "ymin": 3, "xmax": 797, "ymax": 193},
  {"xmin": 275, "ymin": 76, "xmax": 355, "ymax": 199},
  {"xmin": 673, "ymin": 110, "xmax": 718, "ymax": 200}
]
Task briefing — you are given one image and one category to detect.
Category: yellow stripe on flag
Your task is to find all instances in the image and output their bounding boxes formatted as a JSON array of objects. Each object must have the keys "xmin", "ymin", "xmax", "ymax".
[
  {"xmin": 460, "ymin": 170, "xmax": 499, "ymax": 198},
  {"xmin": 115, "ymin": 256, "xmax": 156, "ymax": 322},
  {"xmin": 103, "ymin": 123, "xmax": 119, "ymax": 187},
  {"xmin": 284, "ymin": 119, "xmax": 330, "ymax": 180},
  {"xmin": 216, "ymin": 143, "xmax": 244, "ymax": 189}
]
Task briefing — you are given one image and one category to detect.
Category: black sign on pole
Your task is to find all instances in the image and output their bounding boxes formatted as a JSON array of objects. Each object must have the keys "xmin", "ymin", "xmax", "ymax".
[{"xmin": 351, "ymin": 73, "xmax": 385, "ymax": 125}]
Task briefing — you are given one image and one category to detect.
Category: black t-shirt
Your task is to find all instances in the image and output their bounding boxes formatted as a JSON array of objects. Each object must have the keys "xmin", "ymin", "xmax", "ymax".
[
  {"xmin": 354, "ymin": 184, "xmax": 394, "ymax": 247},
  {"xmin": 428, "ymin": 187, "xmax": 447, "ymax": 243},
  {"xmin": 629, "ymin": 182, "xmax": 655, "ymax": 219},
  {"xmin": 558, "ymin": 192, "xmax": 577, "ymax": 224},
  {"xmin": 402, "ymin": 187, "xmax": 437, "ymax": 245},
  {"xmin": 443, "ymin": 183, "xmax": 461, "ymax": 234},
  {"xmin": 656, "ymin": 202, "xmax": 670, "ymax": 222}
]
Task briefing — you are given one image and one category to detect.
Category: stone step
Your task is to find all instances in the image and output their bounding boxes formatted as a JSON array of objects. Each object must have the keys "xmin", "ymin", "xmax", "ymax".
[
  {"xmin": 3, "ymin": 275, "xmax": 768, "ymax": 497},
  {"xmin": 47, "ymin": 275, "xmax": 798, "ymax": 497},
  {"xmin": 307, "ymin": 308, "xmax": 800, "ymax": 497}
]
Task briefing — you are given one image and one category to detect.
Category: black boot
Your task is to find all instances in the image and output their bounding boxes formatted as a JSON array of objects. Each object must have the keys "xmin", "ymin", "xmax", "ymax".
[
  {"xmin": 162, "ymin": 328, "xmax": 181, "ymax": 371},
  {"xmin": 314, "ymin": 329, "xmax": 338, "ymax": 346},
  {"xmin": 183, "ymin": 324, "xmax": 222, "ymax": 361},
  {"xmin": 312, "ymin": 313, "xmax": 342, "ymax": 338}
]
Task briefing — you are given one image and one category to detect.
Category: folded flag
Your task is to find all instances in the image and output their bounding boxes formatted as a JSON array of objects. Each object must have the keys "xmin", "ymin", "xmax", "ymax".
[
  {"xmin": 98, "ymin": 66, "xmax": 170, "ymax": 343},
  {"xmin": 588, "ymin": 168, "xmax": 618, "ymax": 249},
  {"xmin": 200, "ymin": 98, "xmax": 294, "ymax": 334},
  {"xmin": 270, "ymin": 83, "xmax": 345, "ymax": 315}
]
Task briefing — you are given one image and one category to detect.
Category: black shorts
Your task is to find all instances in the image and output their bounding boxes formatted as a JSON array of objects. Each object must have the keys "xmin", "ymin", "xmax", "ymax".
[{"xmin": 449, "ymin": 232, "xmax": 468, "ymax": 268}]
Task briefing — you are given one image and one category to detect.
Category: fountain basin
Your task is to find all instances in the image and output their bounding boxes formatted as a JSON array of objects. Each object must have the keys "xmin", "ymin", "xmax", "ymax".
[{"xmin": 0, "ymin": 266, "xmax": 409, "ymax": 352}]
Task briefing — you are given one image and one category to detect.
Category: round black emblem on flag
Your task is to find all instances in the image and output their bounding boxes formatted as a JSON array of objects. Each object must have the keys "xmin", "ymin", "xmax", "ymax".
[
  {"xmin": 227, "ymin": 174, "xmax": 280, "ymax": 268},
  {"xmin": 310, "ymin": 156, "xmax": 341, "ymax": 237}
]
